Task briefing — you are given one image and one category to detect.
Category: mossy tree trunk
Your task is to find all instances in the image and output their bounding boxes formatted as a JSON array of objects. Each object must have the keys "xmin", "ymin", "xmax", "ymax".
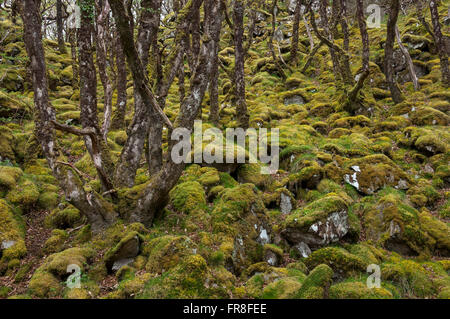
[
  {"xmin": 56, "ymin": 0, "xmax": 66, "ymax": 54},
  {"xmin": 233, "ymin": 0, "xmax": 249, "ymax": 129},
  {"xmin": 290, "ymin": 0, "xmax": 302, "ymax": 66},
  {"xmin": 384, "ymin": 0, "xmax": 405, "ymax": 104}
]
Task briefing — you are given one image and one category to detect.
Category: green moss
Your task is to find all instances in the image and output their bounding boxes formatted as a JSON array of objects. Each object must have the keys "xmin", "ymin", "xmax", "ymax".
[
  {"xmin": 293, "ymin": 264, "xmax": 333, "ymax": 299},
  {"xmin": 304, "ymin": 247, "xmax": 368, "ymax": 276},
  {"xmin": 143, "ymin": 235, "xmax": 196, "ymax": 273},
  {"xmin": 43, "ymin": 229, "xmax": 69, "ymax": 254},
  {"xmin": 284, "ymin": 195, "xmax": 348, "ymax": 231},
  {"xmin": 0, "ymin": 166, "xmax": 23, "ymax": 190},
  {"xmin": 45, "ymin": 206, "xmax": 84, "ymax": 229},
  {"xmin": 0, "ymin": 126, "xmax": 15, "ymax": 161},
  {"xmin": 169, "ymin": 181, "xmax": 206, "ymax": 214},
  {"xmin": 6, "ymin": 176, "xmax": 39, "ymax": 208},
  {"xmin": 0, "ymin": 199, "xmax": 26, "ymax": 270},
  {"xmin": 139, "ymin": 255, "xmax": 213, "ymax": 298},
  {"xmin": 329, "ymin": 282, "xmax": 393, "ymax": 299},
  {"xmin": 29, "ymin": 247, "xmax": 95, "ymax": 298},
  {"xmin": 381, "ymin": 260, "xmax": 447, "ymax": 298}
]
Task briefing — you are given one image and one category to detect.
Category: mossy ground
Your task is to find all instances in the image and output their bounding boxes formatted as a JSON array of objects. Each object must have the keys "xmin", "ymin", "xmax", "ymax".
[{"xmin": 0, "ymin": 2, "xmax": 449, "ymax": 299}]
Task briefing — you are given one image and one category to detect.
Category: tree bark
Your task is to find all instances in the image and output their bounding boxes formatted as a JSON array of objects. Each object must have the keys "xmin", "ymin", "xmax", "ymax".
[
  {"xmin": 56, "ymin": 0, "xmax": 66, "ymax": 54},
  {"xmin": 110, "ymin": 30, "xmax": 127, "ymax": 130},
  {"xmin": 95, "ymin": 0, "xmax": 114, "ymax": 142},
  {"xmin": 109, "ymin": 0, "xmax": 172, "ymax": 187},
  {"xmin": 233, "ymin": 0, "xmax": 249, "ymax": 129},
  {"xmin": 384, "ymin": 0, "xmax": 405, "ymax": 104},
  {"xmin": 78, "ymin": 0, "xmax": 115, "ymax": 193},
  {"xmin": 429, "ymin": 0, "xmax": 450, "ymax": 87},
  {"xmin": 290, "ymin": 0, "xmax": 302, "ymax": 65}
]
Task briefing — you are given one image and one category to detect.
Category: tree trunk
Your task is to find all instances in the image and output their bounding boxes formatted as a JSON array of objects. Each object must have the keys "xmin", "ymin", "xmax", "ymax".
[
  {"xmin": 110, "ymin": 31, "xmax": 127, "ymax": 130},
  {"xmin": 56, "ymin": 0, "xmax": 66, "ymax": 54},
  {"xmin": 68, "ymin": 27, "xmax": 79, "ymax": 90},
  {"xmin": 290, "ymin": 0, "xmax": 302, "ymax": 65},
  {"xmin": 384, "ymin": 0, "xmax": 405, "ymax": 104},
  {"xmin": 78, "ymin": 0, "xmax": 115, "ymax": 193},
  {"xmin": 209, "ymin": 1, "xmax": 222, "ymax": 126},
  {"xmin": 429, "ymin": 0, "xmax": 450, "ymax": 87},
  {"xmin": 233, "ymin": 0, "xmax": 249, "ymax": 129},
  {"xmin": 95, "ymin": 0, "xmax": 114, "ymax": 142}
]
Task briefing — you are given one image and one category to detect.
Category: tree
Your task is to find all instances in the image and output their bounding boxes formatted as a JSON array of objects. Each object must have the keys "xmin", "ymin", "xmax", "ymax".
[
  {"xmin": 22, "ymin": 0, "xmax": 117, "ymax": 231},
  {"xmin": 22, "ymin": 0, "xmax": 223, "ymax": 230},
  {"xmin": 110, "ymin": 30, "xmax": 127, "ymax": 130},
  {"xmin": 95, "ymin": 0, "xmax": 114, "ymax": 142},
  {"xmin": 290, "ymin": 0, "xmax": 302, "ymax": 65},
  {"xmin": 429, "ymin": 0, "xmax": 450, "ymax": 87},
  {"xmin": 384, "ymin": 0, "xmax": 405, "ymax": 104},
  {"xmin": 233, "ymin": 0, "xmax": 249, "ymax": 129},
  {"xmin": 56, "ymin": 0, "xmax": 66, "ymax": 54}
]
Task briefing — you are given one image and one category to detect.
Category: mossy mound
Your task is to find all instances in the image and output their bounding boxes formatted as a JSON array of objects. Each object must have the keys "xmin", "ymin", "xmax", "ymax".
[
  {"xmin": 303, "ymin": 247, "xmax": 368, "ymax": 278},
  {"xmin": 143, "ymin": 235, "xmax": 197, "ymax": 273},
  {"xmin": 169, "ymin": 181, "xmax": 206, "ymax": 214},
  {"xmin": 29, "ymin": 247, "xmax": 95, "ymax": 298}
]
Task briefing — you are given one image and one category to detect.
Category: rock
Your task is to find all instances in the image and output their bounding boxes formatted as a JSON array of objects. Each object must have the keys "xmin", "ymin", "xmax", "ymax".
[
  {"xmin": 280, "ymin": 192, "xmax": 293, "ymax": 214},
  {"xmin": 112, "ymin": 258, "xmax": 135, "ymax": 272},
  {"xmin": 284, "ymin": 95, "xmax": 305, "ymax": 105},
  {"xmin": 105, "ymin": 232, "xmax": 141, "ymax": 272},
  {"xmin": 294, "ymin": 242, "xmax": 312, "ymax": 258},
  {"xmin": 1, "ymin": 240, "xmax": 16, "ymax": 250},
  {"xmin": 281, "ymin": 196, "xmax": 349, "ymax": 250},
  {"xmin": 343, "ymin": 155, "xmax": 410, "ymax": 195}
]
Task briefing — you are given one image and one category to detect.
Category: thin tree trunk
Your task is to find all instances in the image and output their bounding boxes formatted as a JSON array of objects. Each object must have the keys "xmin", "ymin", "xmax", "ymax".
[
  {"xmin": 56, "ymin": 0, "xmax": 66, "ymax": 54},
  {"xmin": 208, "ymin": 1, "xmax": 222, "ymax": 125},
  {"xmin": 95, "ymin": 0, "xmax": 114, "ymax": 142},
  {"xmin": 395, "ymin": 25, "xmax": 420, "ymax": 91},
  {"xmin": 233, "ymin": 0, "xmax": 249, "ymax": 129},
  {"xmin": 68, "ymin": 27, "xmax": 79, "ymax": 90},
  {"xmin": 429, "ymin": 0, "xmax": 450, "ymax": 87},
  {"xmin": 78, "ymin": 0, "xmax": 115, "ymax": 193},
  {"xmin": 290, "ymin": 0, "xmax": 302, "ymax": 65},
  {"xmin": 385, "ymin": 0, "xmax": 404, "ymax": 104},
  {"xmin": 110, "ymin": 31, "xmax": 127, "ymax": 130}
]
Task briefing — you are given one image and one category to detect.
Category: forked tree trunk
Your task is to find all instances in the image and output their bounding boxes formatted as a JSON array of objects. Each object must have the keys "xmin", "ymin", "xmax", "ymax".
[
  {"xmin": 22, "ymin": 0, "xmax": 117, "ymax": 231},
  {"xmin": 385, "ymin": 0, "xmax": 405, "ymax": 104},
  {"xmin": 429, "ymin": 0, "xmax": 450, "ymax": 87}
]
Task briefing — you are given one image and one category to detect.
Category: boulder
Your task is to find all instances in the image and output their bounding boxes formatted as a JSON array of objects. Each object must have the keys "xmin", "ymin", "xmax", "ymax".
[{"xmin": 281, "ymin": 195, "xmax": 349, "ymax": 251}]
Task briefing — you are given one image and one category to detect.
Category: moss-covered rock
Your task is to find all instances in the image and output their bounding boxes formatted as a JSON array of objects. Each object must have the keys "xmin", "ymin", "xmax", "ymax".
[
  {"xmin": 169, "ymin": 181, "xmax": 206, "ymax": 214},
  {"xmin": 281, "ymin": 195, "xmax": 349, "ymax": 251},
  {"xmin": 143, "ymin": 235, "xmax": 196, "ymax": 273},
  {"xmin": 304, "ymin": 247, "xmax": 368, "ymax": 277},
  {"xmin": 342, "ymin": 155, "xmax": 410, "ymax": 195}
]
